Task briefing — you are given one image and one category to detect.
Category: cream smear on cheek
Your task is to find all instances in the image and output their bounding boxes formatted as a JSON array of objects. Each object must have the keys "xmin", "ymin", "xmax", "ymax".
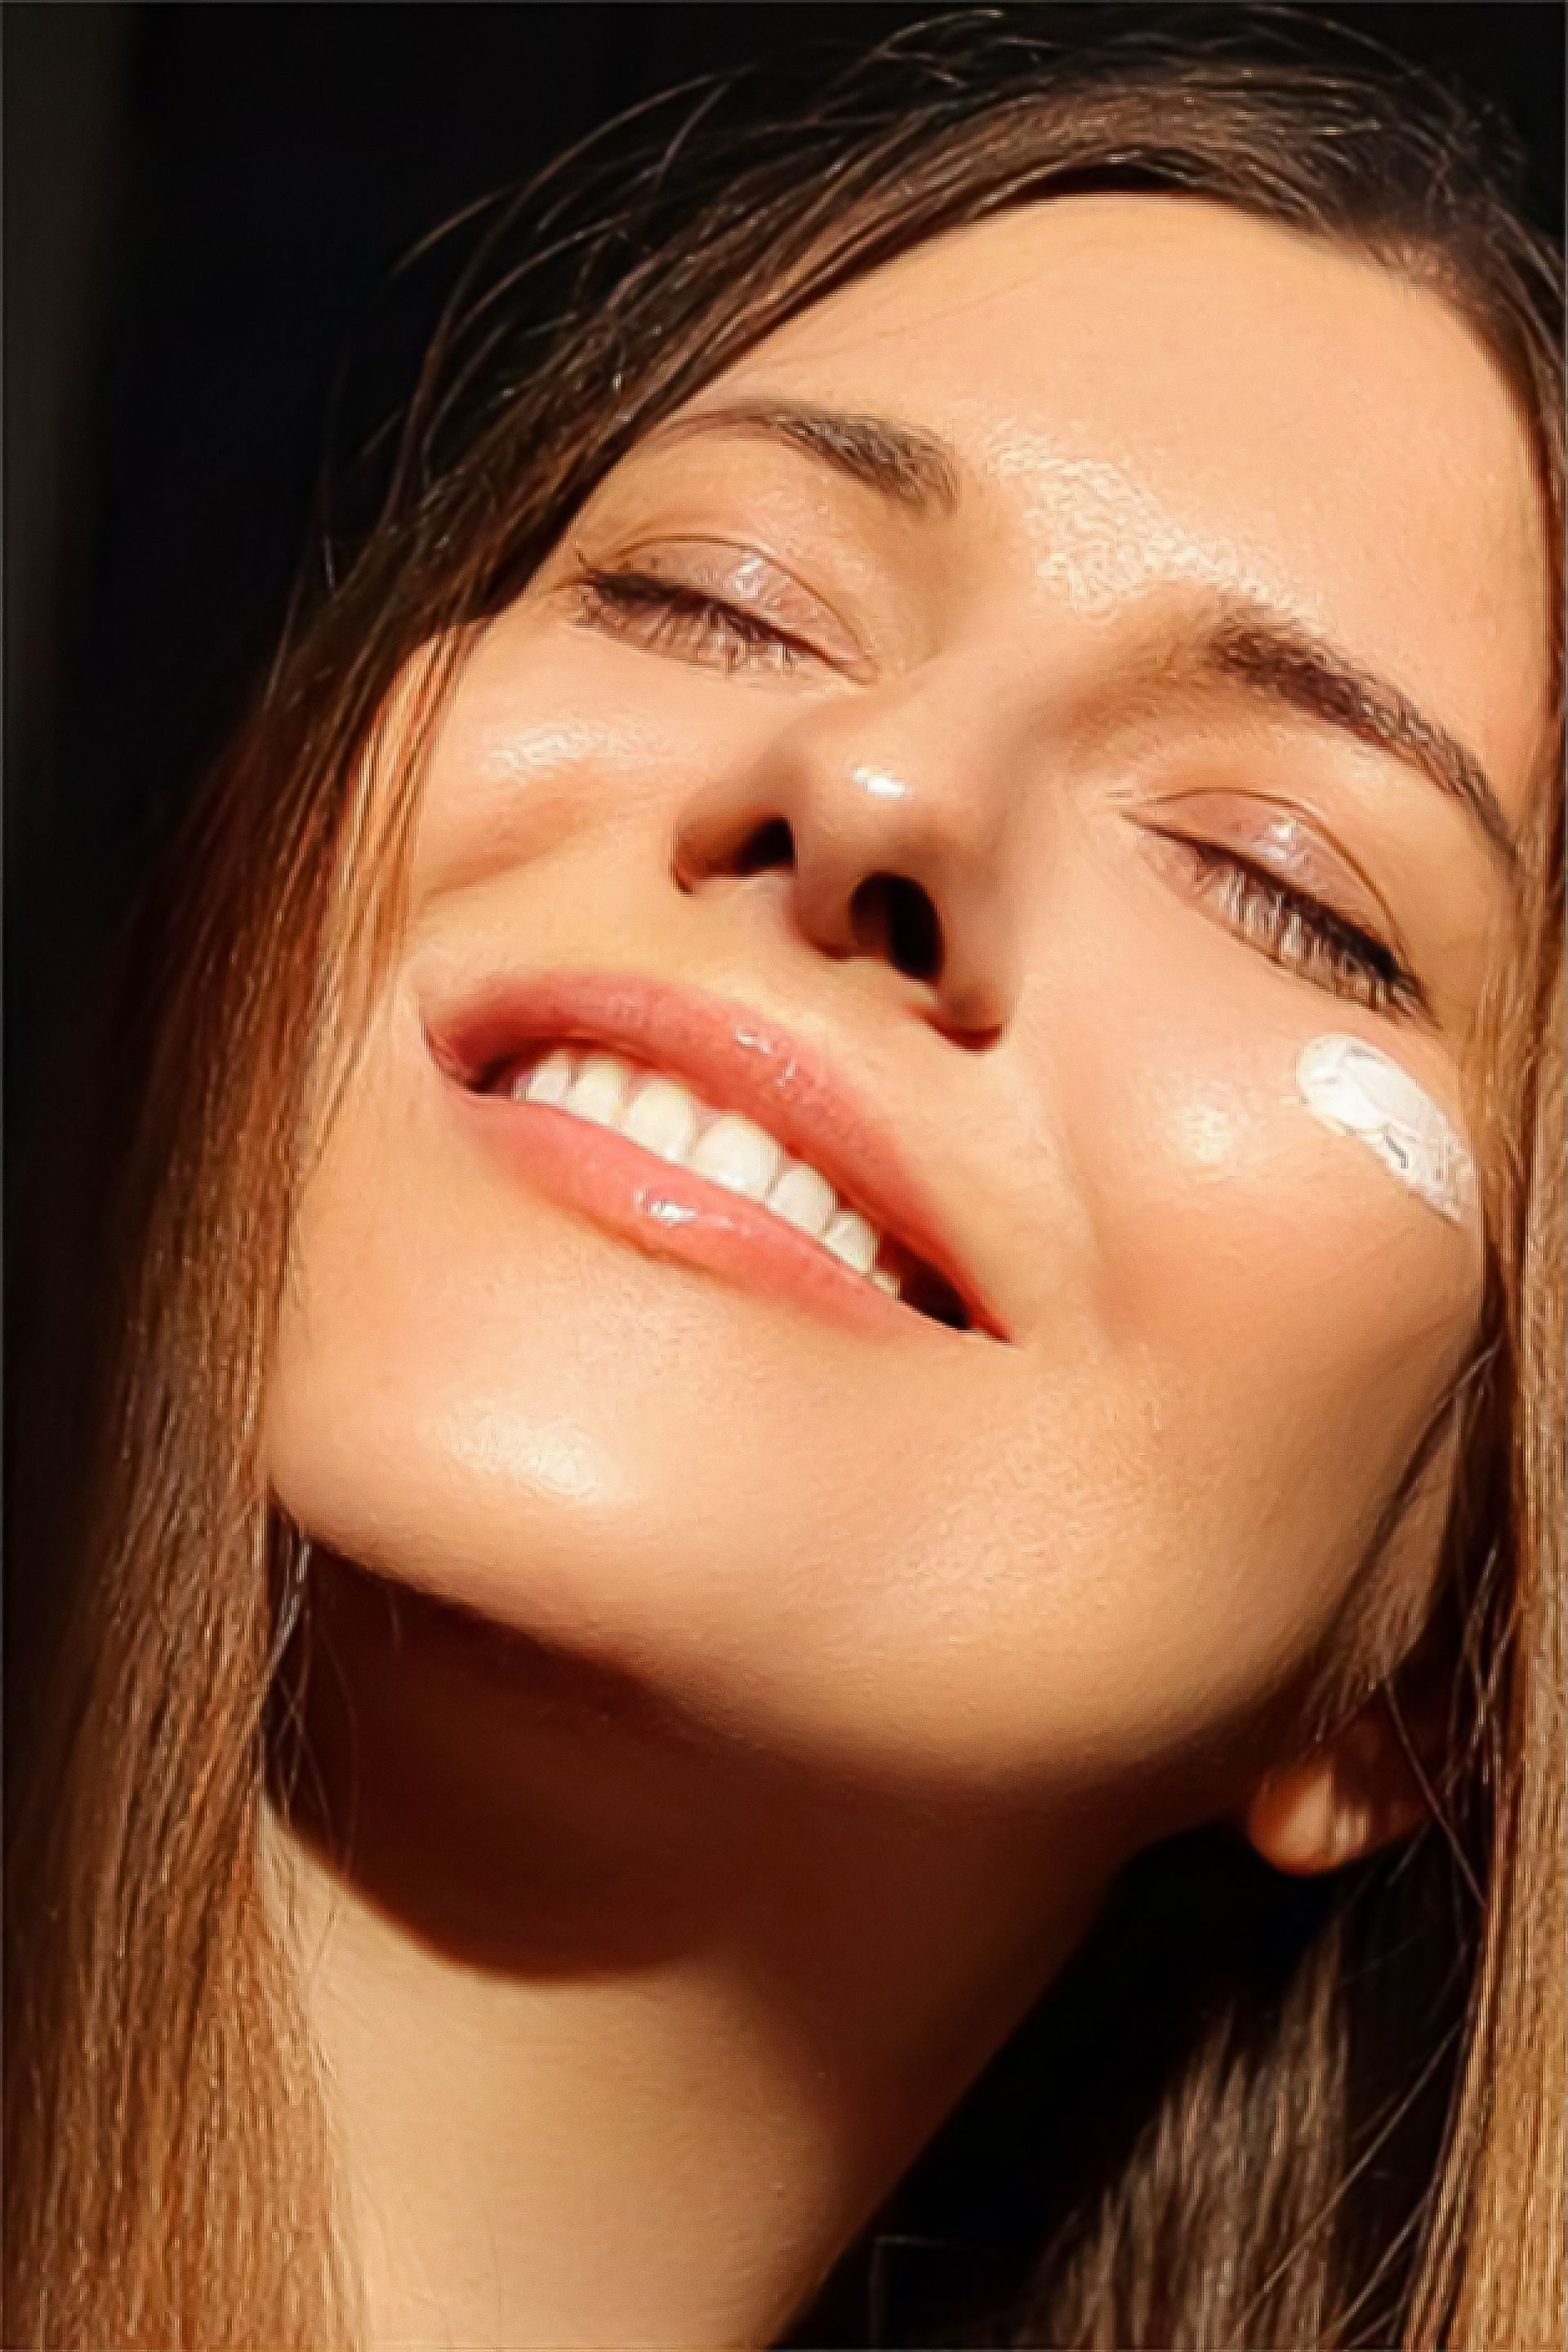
[{"xmin": 1295, "ymin": 1034, "xmax": 1477, "ymax": 1227}]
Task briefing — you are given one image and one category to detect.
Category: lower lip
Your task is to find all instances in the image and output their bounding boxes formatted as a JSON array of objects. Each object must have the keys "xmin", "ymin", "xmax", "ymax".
[{"xmin": 455, "ymin": 1087, "xmax": 909, "ymax": 1336}]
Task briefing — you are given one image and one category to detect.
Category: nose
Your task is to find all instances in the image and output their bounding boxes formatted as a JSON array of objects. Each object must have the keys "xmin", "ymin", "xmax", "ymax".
[{"xmin": 670, "ymin": 667, "xmax": 1025, "ymax": 1041}]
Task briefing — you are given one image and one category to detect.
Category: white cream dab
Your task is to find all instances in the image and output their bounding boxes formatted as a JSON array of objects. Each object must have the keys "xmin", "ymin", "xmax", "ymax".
[{"xmin": 1295, "ymin": 1034, "xmax": 1476, "ymax": 1227}]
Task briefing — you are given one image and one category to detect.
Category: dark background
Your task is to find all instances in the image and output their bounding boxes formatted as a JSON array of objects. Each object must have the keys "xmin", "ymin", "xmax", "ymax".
[
  {"xmin": 6, "ymin": 1, "xmax": 1565, "ymax": 1156},
  {"xmin": 3, "ymin": 10, "xmax": 1561, "ymax": 2341}
]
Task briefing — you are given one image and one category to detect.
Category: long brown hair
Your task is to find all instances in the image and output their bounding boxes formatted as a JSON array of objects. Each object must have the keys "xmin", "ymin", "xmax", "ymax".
[{"xmin": 7, "ymin": 12, "xmax": 1561, "ymax": 2347}]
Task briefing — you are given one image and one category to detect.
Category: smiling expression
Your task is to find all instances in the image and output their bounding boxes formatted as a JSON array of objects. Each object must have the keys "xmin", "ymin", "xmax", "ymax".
[{"xmin": 265, "ymin": 194, "xmax": 1548, "ymax": 1829}]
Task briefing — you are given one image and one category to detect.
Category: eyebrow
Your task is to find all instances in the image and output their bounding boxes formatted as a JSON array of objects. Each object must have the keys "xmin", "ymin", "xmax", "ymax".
[
  {"xmin": 647, "ymin": 398, "xmax": 1517, "ymax": 868},
  {"xmin": 1200, "ymin": 603, "xmax": 1518, "ymax": 870},
  {"xmin": 647, "ymin": 397, "xmax": 962, "ymax": 514}
]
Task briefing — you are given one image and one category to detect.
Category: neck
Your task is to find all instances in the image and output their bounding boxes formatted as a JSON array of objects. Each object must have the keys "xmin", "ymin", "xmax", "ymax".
[{"xmin": 263, "ymin": 1556, "xmax": 1109, "ymax": 2350}]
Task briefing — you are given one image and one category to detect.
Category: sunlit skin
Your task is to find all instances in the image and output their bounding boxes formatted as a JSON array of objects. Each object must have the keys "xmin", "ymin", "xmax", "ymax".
[{"xmin": 263, "ymin": 197, "xmax": 1548, "ymax": 2349}]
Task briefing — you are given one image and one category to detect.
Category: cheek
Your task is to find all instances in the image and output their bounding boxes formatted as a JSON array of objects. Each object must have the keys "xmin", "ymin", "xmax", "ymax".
[
  {"xmin": 404, "ymin": 608, "xmax": 763, "ymax": 904},
  {"xmin": 1067, "ymin": 990, "xmax": 1480, "ymax": 1367},
  {"xmin": 1040, "ymin": 920, "xmax": 1484, "ymax": 1595},
  {"xmin": 798, "ymin": 985, "xmax": 1478, "ymax": 1811}
]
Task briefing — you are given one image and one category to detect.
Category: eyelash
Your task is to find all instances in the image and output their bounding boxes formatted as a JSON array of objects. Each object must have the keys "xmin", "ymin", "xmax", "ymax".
[
  {"xmin": 575, "ymin": 563, "xmax": 815, "ymax": 674},
  {"xmin": 1161, "ymin": 835, "xmax": 1427, "ymax": 1019},
  {"xmin": 575, "ymin": 564, "xmax": 1428, "ymax": 1022}
]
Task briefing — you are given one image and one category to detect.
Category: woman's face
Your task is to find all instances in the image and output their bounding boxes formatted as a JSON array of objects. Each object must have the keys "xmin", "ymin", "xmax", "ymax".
[{"xmin": 267, "ymin": 195, "xmax": 1545, "ymax": 1835}]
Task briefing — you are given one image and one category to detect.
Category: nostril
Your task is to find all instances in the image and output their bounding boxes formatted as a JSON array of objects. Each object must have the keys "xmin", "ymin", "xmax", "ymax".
[
  {"xmin": 850, "ymin": 872, "xmax": 942, "ymax": 983},
  {"xmin": 672, "ymin": 815, "xmax": 794, "ymax": 893},
  {"xmin": 731, "ymin": 817, "xmax": 795, "ymax": 876}
]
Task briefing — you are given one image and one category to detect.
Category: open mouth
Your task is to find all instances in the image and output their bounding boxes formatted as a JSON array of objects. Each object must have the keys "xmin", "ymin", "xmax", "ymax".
[{"xmin": 464, "ymin": 1038, "xmax": 980, "ymax": 1335}]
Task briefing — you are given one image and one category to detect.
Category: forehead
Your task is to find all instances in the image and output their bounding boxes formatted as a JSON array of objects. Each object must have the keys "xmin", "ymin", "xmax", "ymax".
[{"xmin": 703, "ymin": 195, "xmax": 1549, "ymax": 823}]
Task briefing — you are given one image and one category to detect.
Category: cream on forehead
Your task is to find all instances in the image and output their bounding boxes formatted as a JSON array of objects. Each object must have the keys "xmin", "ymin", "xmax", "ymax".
[{"xmin": 1295, "ymin": 1034, "xmax": 1477, "ymax": 1226}]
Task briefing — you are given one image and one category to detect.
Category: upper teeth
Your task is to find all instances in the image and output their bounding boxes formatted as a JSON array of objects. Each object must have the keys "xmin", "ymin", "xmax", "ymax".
[{"xmin": 510, "ymin": 1046, "xmax": 898, "ymax": 1293}]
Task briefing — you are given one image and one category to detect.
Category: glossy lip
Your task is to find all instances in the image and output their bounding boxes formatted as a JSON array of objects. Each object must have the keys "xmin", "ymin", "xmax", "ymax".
[{"xmin": 422, "ymin": 970, "xmax": 1010, "ymax": 1342}]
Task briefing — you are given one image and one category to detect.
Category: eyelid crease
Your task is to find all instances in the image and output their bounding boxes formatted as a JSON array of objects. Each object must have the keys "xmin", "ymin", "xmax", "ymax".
[
  {"xmin": 1143, "ymin": 824, "xmax": 1432, "ymax": 1022},
  {"xmin": 571, "ymin": 559, "xmax": 844, "ymax": 683},
  {"xmin": 582, "ymin": 537, "xmax": 870, "ymax": 671},
  {"xmin": 1144, "ymin": 788, "xmax": 1414, "ymax": 966}
]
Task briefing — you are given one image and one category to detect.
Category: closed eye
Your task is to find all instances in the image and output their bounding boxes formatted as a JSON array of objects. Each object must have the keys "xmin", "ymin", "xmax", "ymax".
[
  {"xmin": 572, "ymin": 564, "xmax": 825, "ymax": 675},
  {"xmin": 1152, "ymin": 829, "xmax": 1430, "ymax": 1020}
]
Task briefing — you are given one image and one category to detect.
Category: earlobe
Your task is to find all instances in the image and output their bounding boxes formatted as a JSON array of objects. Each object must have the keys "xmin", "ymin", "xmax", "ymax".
[{"xmin": 1241, "ymin": 1695, "xmax": 1434, "ymax": 1876}]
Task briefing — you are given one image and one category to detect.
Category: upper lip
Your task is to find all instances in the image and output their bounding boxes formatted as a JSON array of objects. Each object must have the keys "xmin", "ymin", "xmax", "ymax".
[{"xmin": 423, "ymin": 969, "xmax": 1009, "ymax": 1339}]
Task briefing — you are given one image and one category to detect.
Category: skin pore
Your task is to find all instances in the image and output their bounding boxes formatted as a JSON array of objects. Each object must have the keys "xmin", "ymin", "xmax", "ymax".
[{"xmin": 262, "ymin": 196, "xmax": 1547, "ymax": 2348}]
